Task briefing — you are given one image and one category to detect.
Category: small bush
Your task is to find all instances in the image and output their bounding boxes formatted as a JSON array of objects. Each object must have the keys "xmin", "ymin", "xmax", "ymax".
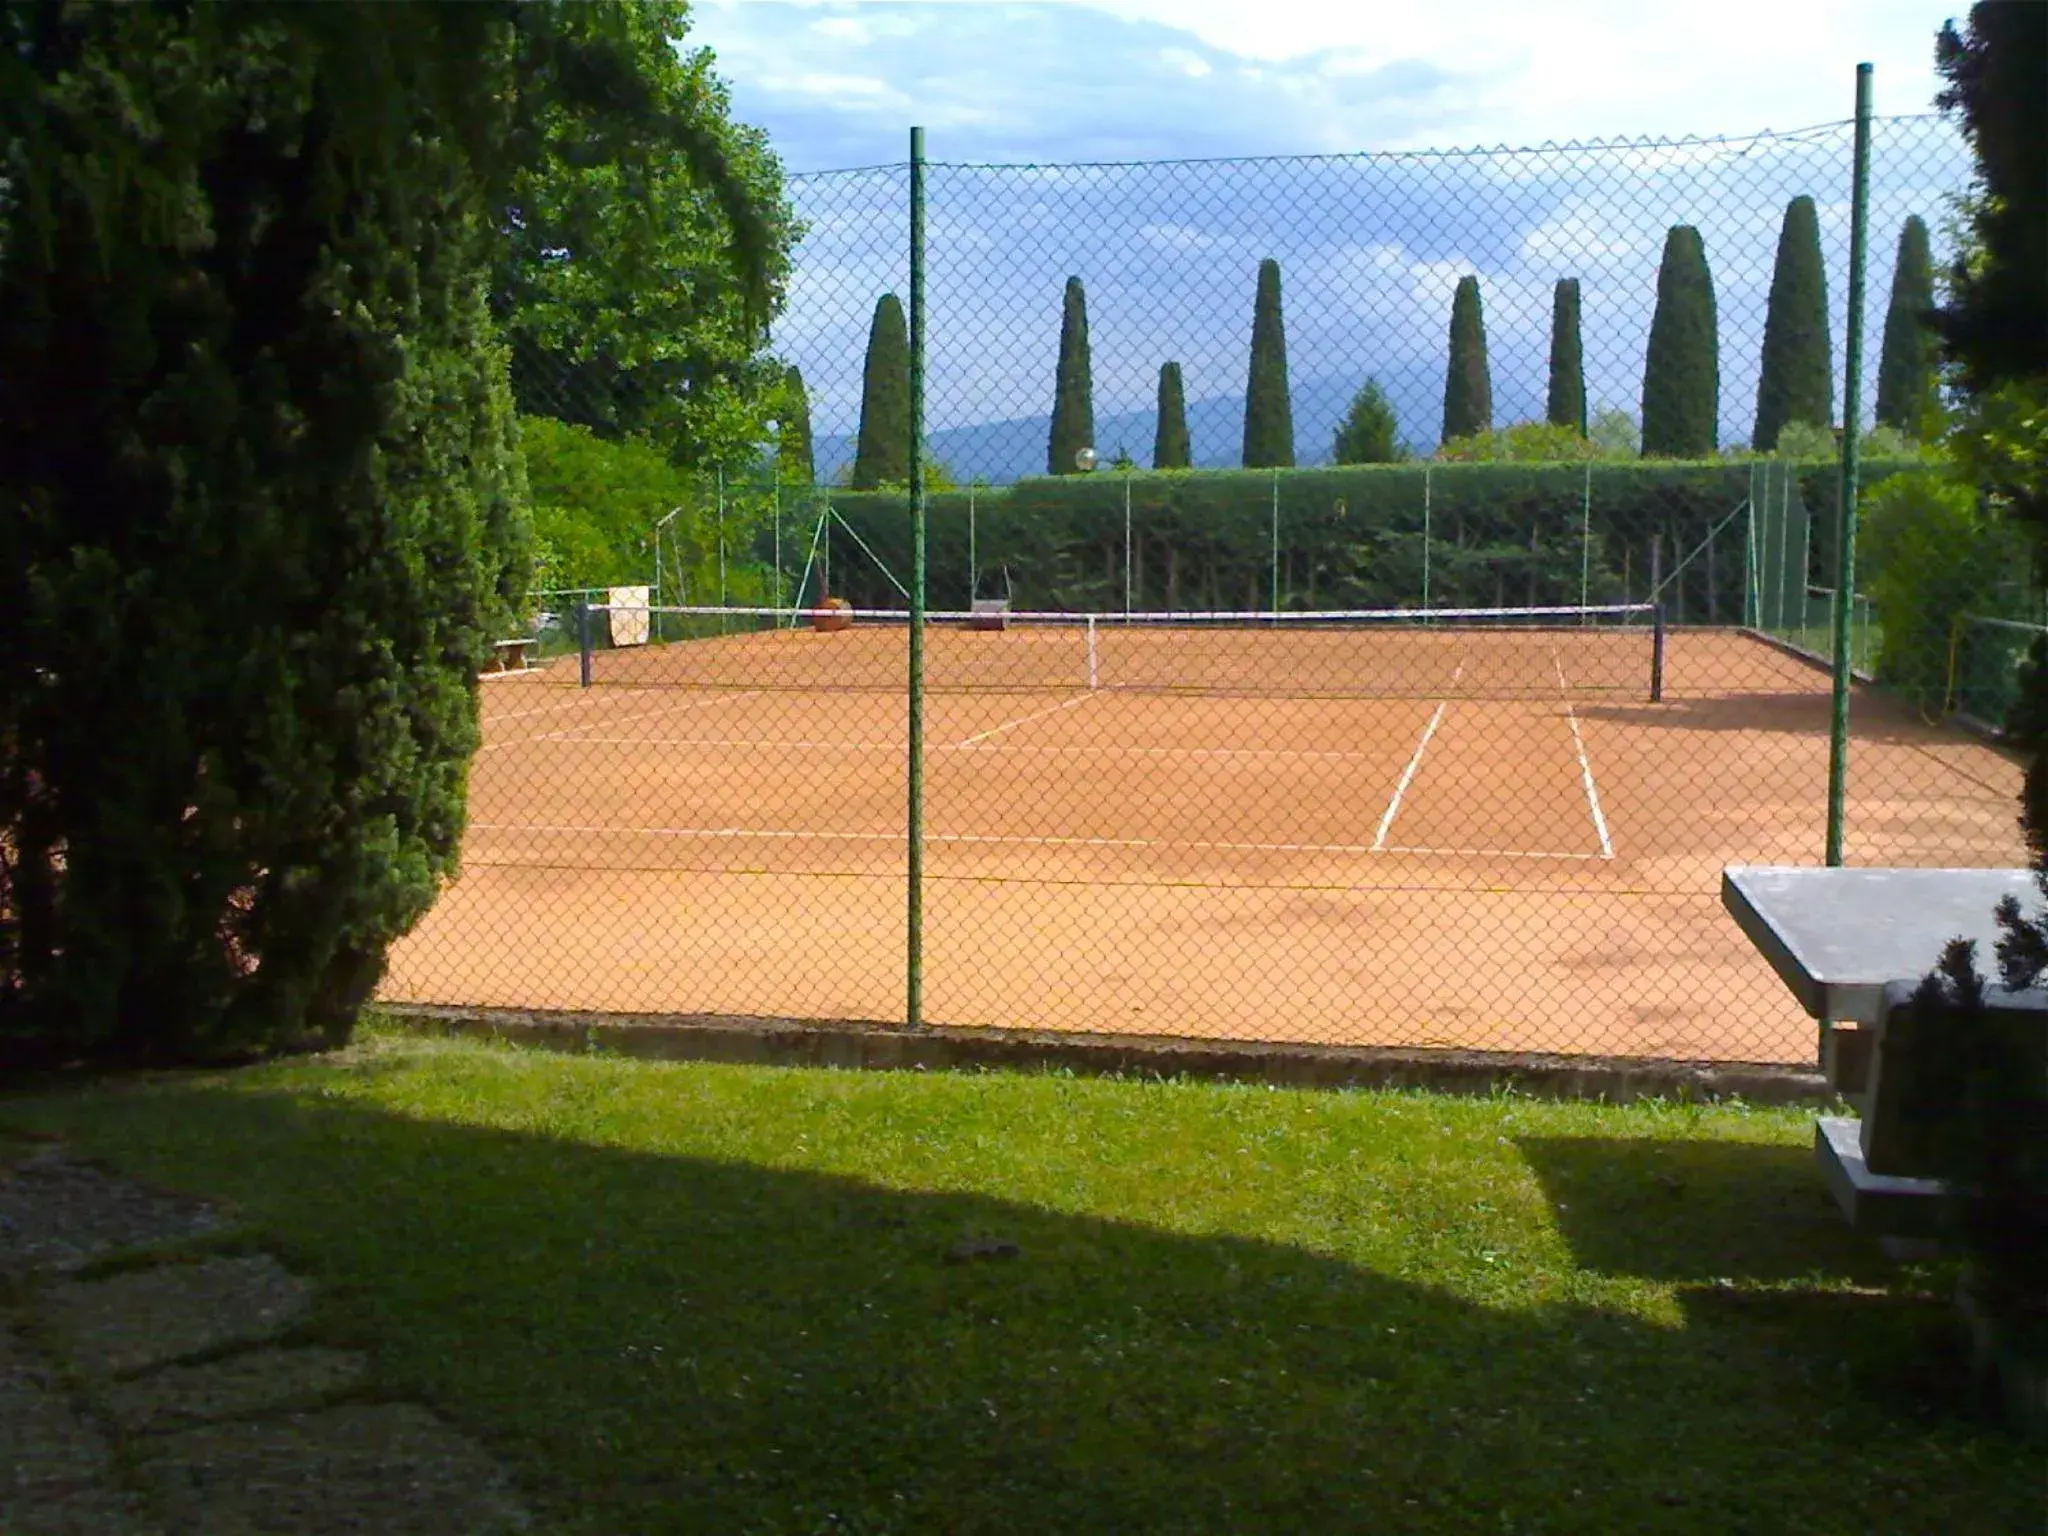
[{"xmin": 1859, "ymin": 466, "xmax": 2028, "ymax": 712}]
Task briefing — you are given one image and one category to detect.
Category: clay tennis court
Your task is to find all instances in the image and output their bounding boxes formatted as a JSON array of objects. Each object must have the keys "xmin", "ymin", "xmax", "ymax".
[{"xmin": 382, "ymin": 619, "xmax": 2027, "ymax": 1065}]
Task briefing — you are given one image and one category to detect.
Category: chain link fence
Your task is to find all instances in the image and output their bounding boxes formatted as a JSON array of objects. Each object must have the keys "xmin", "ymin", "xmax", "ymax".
[{"xmin": 384, "ymin": 109, "xmax": 2032, "ymax": 1066}]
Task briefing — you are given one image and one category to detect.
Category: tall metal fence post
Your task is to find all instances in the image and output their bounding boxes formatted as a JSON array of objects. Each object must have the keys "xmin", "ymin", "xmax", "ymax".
[
  {"xmin": 1826, "ymin": 63, "xmax": 1874, "ymax": 868},
  {"xmin": 1270, "ymin": 471, "xmax": 1281, "ymax": 617},
  {"xmin": 906, "ymin": 124, "xmax": 928, "ymax": 1029},
  {"xmin": 576, "ymin": 601, "xmax": 593, "ymax": 688}
]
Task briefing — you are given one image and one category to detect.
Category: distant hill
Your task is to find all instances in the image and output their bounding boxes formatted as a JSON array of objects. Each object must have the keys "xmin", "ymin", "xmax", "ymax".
[{"xmin": 815, "ymin": 368, "xmax": 1550, "ymax": 486}]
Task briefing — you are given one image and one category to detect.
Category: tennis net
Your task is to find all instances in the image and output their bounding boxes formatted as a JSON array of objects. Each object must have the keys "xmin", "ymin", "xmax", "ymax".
[{"xmin": 559, "ymin": 601, "xmax": 1665, "ymax": 700}]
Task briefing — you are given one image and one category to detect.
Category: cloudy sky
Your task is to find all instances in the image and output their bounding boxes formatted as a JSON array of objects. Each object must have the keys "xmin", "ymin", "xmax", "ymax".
[
  {"xmin": 690, "ymin": 1, "xmax": 1958, "ymax": 169},
  {"xmin": 684, "ymin": 3, "xmax": 1972, "ymax": 467}
]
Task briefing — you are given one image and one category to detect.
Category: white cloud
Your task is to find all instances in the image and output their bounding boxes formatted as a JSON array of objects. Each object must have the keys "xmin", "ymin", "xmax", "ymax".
[{"xmin": 1159, "ymin": 46, "xmax": 1211, "ymax": 79}]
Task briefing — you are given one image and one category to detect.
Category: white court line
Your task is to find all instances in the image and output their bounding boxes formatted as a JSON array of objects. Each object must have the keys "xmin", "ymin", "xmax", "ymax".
[
  {"xmin": 508, "ymin": 735, "xmax": 1397, "ymax": 763},
  {"xmin": 1370, "ymin": 657, "xmax": 1464, "ymax": 852},
  {"xmin": 951, "ymin": 690, "xmax": 1097, "ymax": 748},
  {"xmin": 481, "ymin": 690, "xmax": 763, "ymax": 751},
  {"xmin": 485, "ymin": 689, "xmax": 671, "ymax": 724},
  {"xmin": 469, "ymin": 822, "xmax": 1606, "ymax": 861},
  {"xmin": 1555, "ymin": 652, "xmax": 1615, "ymax": 860}
]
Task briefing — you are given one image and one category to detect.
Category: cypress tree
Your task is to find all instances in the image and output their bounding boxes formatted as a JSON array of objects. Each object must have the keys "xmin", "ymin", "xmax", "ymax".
[
  {"xmin": 777, "ymin": 364, "xmax": 815, "ymax": 484},
  {"xmin": 1153, "ymin": 361, "xmax": 1191, "ymax": 469},
  {"xmin": 1545, "ymin": 278, "xmax": 1586, "ymax": 434},
  {"xmin": 1441, "ymin": 275, "xmax": 1493, "ymax": 445},
  {"xmin": 1640, "ymin": 226, "xmax": 1720, "ymax": 457},
  {"xmin": 851, "ymin": 293, "xmax": 909, "ymax": 489},
  {"xmin": 1333, "ymin": 378, "xmax": 1403, "ymax": 463},
  {"xmin": 1047, "ymin": 276, "xmax": 1095, "ymax": 474},
  {"xmin": 1241, "ymin": 258, "xmax": 1294, "ymax": 468},
  {"xmin": 1875, "ymin": 215, "xmax": 1939, "ymax": 437},
  {"xmin": 1752, "ymin": 196, "xmax": 1834, "ymax": 453}
]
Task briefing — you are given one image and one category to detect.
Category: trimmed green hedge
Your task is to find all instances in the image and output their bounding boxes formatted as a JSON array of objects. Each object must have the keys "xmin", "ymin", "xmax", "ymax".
[{"xmin": 821, "ymin": 460, "xmax": 1918, "ymax": 621}]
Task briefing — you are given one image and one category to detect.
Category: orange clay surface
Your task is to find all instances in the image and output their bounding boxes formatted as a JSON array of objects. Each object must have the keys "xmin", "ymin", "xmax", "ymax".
[{"xmin": 382, "ymin": 625, "xmax": 2027, "ymax": 1065}]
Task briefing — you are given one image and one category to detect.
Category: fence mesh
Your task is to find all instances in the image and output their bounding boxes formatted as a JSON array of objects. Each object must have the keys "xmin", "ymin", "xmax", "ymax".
[{"xmin": 384, "ymin": 110, "xmax": 2032, "ymax": 1067}]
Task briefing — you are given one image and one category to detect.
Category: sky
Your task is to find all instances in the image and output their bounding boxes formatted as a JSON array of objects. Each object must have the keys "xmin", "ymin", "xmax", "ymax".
[
  {"xmin": 682, "ymin": 3, "xmax": 1973, "ymax": 468},
  {"xmin": 689, "ymin": 0, "xmax": 1958, "ymax": 169}
]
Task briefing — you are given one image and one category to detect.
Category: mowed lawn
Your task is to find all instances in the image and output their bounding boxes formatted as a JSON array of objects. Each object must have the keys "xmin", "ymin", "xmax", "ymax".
[{"xmin": 2, "ymin": 1027, "xmax": 2037, "ymax": 1534}]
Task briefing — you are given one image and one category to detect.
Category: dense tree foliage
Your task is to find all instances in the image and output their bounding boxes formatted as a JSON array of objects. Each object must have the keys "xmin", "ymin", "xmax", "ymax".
[
  {"xmin": 1641, "ymin": 226, "xmax": 1720, "ymax": 457},
  {"xmin": 1048, "ymin": 276, "xmax": 1096, "ymax": 475},
  {"xmin": 492, "ymin": 0, "xmax": 794, "ymax": 472},
  {"xmin": 1875, "ymin": 216, "xmax": 1940, "ymax": 438},
  {"xmin": 1752, "ymin": 196, "xmax": 1834, "ymax": 453},
  {"xmin": 1441, "ymin": 277, "xmax": 1493, "ymax": 445},
  {"xmin": 1545, "ymin": 279, "xmax": 1586, "ymax": 436},
  {"xmin": 0, "ymin": 1, "xmax": 781, "ymax": 1064},
  {"xmin": 777, "ymin": 364, "xmax": 816, "ymax": 485},
  {"xmin": 1242, "ymin": 259, "xmax": 1294, "ymax": 468},
  {"xmin": 1153, "ymin": 362, "xmax": 1191, "ymax": 470},
  {"xmin": 852, "ymin": 294, "xmax": 911, "ymax": 490},
  {"xmin": 1333, "ymin": 379, "xmax": 1404, "ymax": 464}
]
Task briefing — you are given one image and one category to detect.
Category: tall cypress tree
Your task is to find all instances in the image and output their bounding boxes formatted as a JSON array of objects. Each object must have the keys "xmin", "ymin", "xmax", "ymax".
[
  {"xmin": 1047, "ymin": 276, "xmax": 1095, "ymax": 475},
  {"xmin": 1153, "ymin": 361, "xmax": 1191, "ymax": 469},
  {"xmin": 1640, "ymin": 225, "xmax": 1720, "ymax": 457},
  {"xmin": 1875, "ymin": 214, "xmax": 1939, "ymax": 438},
  {"xmin": 851, "ymin": 293, "xmax": 909, "ymax": 489},
  {"xmin": 1752, "ymin": 196, "xmax": 1834, "ymax": 453},
  {"xmin": 1241, "ymin": 258, "xmax": 1294, "ymax": 468},
  {"xmin": 1545, "ymin": 278, "xmax": 1586, "ymax": 434},
  {"xmin": 1441, "ymin": 275, "xmax": 1493, "ymax": 445},
  {"xmin": 777, "ymin": 364, "xmax": 815, "ymax": 484}
]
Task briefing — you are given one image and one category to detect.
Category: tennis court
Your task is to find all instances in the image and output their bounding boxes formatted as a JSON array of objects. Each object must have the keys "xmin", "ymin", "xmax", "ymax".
[{"xmin": 383, "ymin": 610, "xmax": 2027, "ymax": 1064}]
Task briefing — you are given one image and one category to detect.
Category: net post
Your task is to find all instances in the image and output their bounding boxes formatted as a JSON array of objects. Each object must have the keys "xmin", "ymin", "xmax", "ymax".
[
  {"xmin": 576, "ymin": 601, "xmax": 593, "ymax": 688},
  {"xmin": 1087, "ymin": 613, "xmax": 1098, "ymax": 690},
  {"xmin": 1826, "ymin": 63, "xmax": 1872, "ymax": 869},
  {"xmin": 906, "ymin": 124, "xmax": 928, "ymax": 1031},
  {"xmin": 1649, "ymin": 534, "xmax": 1665, "ymax": 702}
]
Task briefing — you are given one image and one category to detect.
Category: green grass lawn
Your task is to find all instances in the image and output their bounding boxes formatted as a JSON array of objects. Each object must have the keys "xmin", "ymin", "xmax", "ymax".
[{"xmin": 3, "ymin": 1026, "xmax": 2038, "ymax": 1534}]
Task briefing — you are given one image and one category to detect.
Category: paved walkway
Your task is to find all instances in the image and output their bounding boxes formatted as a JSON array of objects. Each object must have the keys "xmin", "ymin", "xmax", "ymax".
[{"xmin": 1, "ymin": 1143, "xmax": 530, "ymax": 1534}]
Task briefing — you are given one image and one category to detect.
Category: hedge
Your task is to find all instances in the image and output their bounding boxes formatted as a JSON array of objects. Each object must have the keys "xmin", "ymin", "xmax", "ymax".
[{"xmin": 819, "ymin": 460, "xmax": 1918, "ymax": 623}]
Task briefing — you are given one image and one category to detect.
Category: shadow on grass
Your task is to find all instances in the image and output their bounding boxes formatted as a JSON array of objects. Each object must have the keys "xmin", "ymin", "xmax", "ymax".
[{"xmin": 9, "ymin": 1084, "xmax": 2040, "ymax": 1535}]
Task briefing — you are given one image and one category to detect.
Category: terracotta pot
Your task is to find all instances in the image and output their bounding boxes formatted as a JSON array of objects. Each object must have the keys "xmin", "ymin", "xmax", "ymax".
[{"xmin": 813, "ymin": 596, "xmax": 854, "ymax": 633}]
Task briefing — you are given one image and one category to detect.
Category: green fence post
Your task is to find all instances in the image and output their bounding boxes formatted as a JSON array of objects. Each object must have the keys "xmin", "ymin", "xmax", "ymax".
[
  {"xmin": 907, "ymin": 124, "xmax": 928, "ymax": 1029},
  {"xmin": 1270, "ymin": 470, "xmax": 1281, "ymax": 617},
  {"xmin": 1826, "ymin": 64, "xmax": 1873, "ymax": 868}
]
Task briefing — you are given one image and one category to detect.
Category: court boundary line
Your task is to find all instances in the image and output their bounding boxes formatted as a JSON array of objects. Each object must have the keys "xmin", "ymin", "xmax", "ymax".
[
  {"xmin": 952, "ymin": 689, "xmax": 1098, "ymax": 747},
  {"xmin": 487, "ymin": 734, "xmax": 1420, "ymax": 764},
  {"xmin": 1554, "ymin": 653, "xmax": 1616, "ymax": 859},
  {"xmin": 1371, "ymin": 657, "xmax": 1463, "ymax": 851},
  {"xmin": 468, "ymin": 821, "xmax": 1608, "ymax": 861},
  {"xmin": 505, "ymin": 690, "xmax": 765, "ymax": 747}
]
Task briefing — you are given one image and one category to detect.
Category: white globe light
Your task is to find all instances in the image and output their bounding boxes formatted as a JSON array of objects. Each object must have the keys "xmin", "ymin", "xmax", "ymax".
[{"xmin": 1074, "ymin": 446, "xmax": 1098, "ymax": 472}]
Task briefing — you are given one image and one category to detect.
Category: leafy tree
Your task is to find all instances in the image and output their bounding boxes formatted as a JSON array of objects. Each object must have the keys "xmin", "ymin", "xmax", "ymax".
[
  {"xmin": 1154, "ymin": 362, "xmax": 1191, "ymax": 469},
  {"xmin": 1752, "ymin": 196, "xmax": 1834, "ymax": 453},
  {"xmin": 1588, "ymin": 407, "xmax": 1641, "ymax": 458},
  {"xmin": 1441, "ymin": 276, "xmax": 1493, "ymax": 445},
  {"xmin": 1894, "ymin": 3, "xmax": 2048, "ymax": 1341},
  {"xmin": 1242, "ymin": 258, "xmax": 1294, "ymax": 468},
  {"xmin": 852, "ymin": 293, "xmax": 910, "ymax": 490},
  {"xmin": 1875, "ymin": 216, "xmax": 1940, "ymax": 438},
  {"xmin": 491, "ymin": 0, "xmax": 794, "ymax": 471},
  {"xmin": 1048, "ymin": 276, "xmax": 1095, "ymax": 475},
  {"xmin": 776, "ymin": 364, "xmax": 816, "ymax": 484},
  {"xmin": 1545, "ymin": 279, "xmax": 1586, "ymax": 434},
  {"xmin": 0, "ymin": 3, "xmax": 571, "ymax": 1061},
  {"xmin": 1438, "ymin": 422, "xmax": 1598, "ymax": 463},
  {"xmin": 1641, "ymin": 226, "xmax": 1720, "ymax": 457},
  {"xmin": 1333, "ymin": 379, "xmax": 1404, "ymax": 464}
]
